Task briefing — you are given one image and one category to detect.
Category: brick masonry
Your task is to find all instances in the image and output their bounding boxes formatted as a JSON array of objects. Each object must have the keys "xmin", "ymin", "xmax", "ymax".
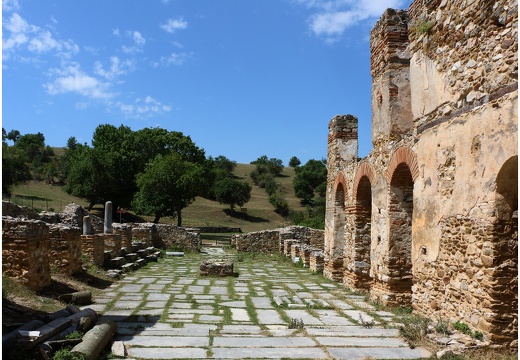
[{"xmin": 324, "ymin": 0, "xmax": 517, "ymax": 346}]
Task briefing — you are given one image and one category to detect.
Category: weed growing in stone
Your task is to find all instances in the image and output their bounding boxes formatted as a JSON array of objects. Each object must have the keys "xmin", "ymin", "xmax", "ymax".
[
  {"xmin": 359, "ymin": 314, "xmax": 375, "ymax": 328},
  {"xmin": 398, "ymin": 313, "xmax": 430, "ymax": 349},
  {"xmin": 288, "ymin": 317, "xmax": 304, "ymax": 330}
]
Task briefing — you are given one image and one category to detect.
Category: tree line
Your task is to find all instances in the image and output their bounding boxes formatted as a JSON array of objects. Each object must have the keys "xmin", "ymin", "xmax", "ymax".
[{"xmin": 3, "ymin": 125, "xmax": 327, "ymax": 228}]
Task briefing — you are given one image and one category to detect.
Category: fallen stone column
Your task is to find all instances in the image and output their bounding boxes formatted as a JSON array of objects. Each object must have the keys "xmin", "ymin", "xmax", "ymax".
[
  {"xmin": 71, "ymin": 320, "xmax": 116, "ymax": 360},
  {"xmin": 58, "ymin": 291, "xmax": 92, "ymax": 305},
  {"xmin": 2, "ymin": 320, "xmax": 45, "ymax": 352}
]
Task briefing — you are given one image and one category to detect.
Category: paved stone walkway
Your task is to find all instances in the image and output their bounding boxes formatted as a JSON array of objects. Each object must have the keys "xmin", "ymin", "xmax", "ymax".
[{"xmin": 92, "ymin": 248, "xmax": 432, "ymax": 359}]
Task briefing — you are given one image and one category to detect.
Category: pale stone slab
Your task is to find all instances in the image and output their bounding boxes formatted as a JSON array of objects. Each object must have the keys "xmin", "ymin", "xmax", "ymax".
[
  {"xmin": 285, "ymin": 309, "xmax": 323, "ymax": 325},
  {"xmin": 305, "ymin": 326, "xmax": 400, "ymax": 337},
  {"xmin": 327, "ymin": 347, "xmax": 432, "ymax": 359},
  {"xmin": 119, "ymin": 335, "xmax": 208, "ymax": 347},
  {"xmin": 128, "ymin": 347, "xmax": 207, "ymax": 359},
  {"xmin": 138, "ymin": 277, "xmax": 156, "ymax": 284},
  {"xmin": 329, "ymin": 299, "xmax": 354, "ymax": 309},
  {"xmin": 219, "ymin": 300, "xmax": 246, "ymax": 308},
  {"xmin": 198, "ymin": 314, "xmax": 223, "ymax": 322},
  {"xmin": 221, "ymin": 325, "xmax": 263, "ymax": 334},
  {"xmin": 147, "ymin": 293, "xmax": 171, "ymax": 301},
  {"xmin": 316, "ymin": 336, "xmax": 408, "ymax": 347},
  {"xmin": 251, "ymin": 297, "xmax": 273, "ymax": 308},
  {"xmin": 119, "ymin": 284, "xmax": 144, "ymax": 292},
  {"xmin": 213, "ymin": 336, "xmax": 315, "ymax": 347},
  {"xmin": 209, "ymin": 286, "xmax": 228, "ymax": 295},
  {"xmin": 112, "ymin": 301, "xmax": 142, "ymax": 309},
  {"xmin": 256, "ymin": 309, "xmax": 285, "ymax": 325},
  {"xmin": 143, "ymin": 301, "xmax": 167, "ymax": 308},
  {"xmin": 212, "ymin": 347, "xmax": 328, "ymax": 359},
  {"xmin": 343, "ymin": 310, "xmax": 377, "ymax": 323},
  {"xmin": 231, "ymin": 308, "xmax": 250, "ymax": 322}
]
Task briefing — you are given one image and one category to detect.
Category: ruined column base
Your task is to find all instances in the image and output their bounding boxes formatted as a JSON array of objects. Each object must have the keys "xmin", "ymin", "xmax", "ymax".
[
  {"xmin": 323, "ymin": 257, "xmax": 344, "ymax": 282},
  {"xmin": 370, "ymin": 280, "xmax": 412, "ymax": 307},
  {"xmin": 343, "ymin": 269, "xmax": 371, "ymax": 292}
]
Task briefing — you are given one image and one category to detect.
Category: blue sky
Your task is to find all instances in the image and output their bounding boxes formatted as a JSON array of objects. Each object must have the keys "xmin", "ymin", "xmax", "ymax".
[{"xmin": 2, "ymin": 0, "xmax": 411, "ymax": 165}]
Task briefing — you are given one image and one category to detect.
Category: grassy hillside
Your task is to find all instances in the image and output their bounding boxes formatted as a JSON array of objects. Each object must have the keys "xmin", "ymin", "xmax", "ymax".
[{"xmin": 4, "ymin": 163, "xmax": 306, "ymax": 233}]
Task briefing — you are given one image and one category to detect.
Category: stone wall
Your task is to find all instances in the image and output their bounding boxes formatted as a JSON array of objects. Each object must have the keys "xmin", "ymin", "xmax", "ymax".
[
  {"xmin": 233, "ymin": 226, "xmax": 324, "ymax": 254},
  {"xmin": 130, "ymin": 223, "xmax": 201, "ymax": 251},
  {"xmin": 48, "ymin": 224, "xmax": 82, "ymax": 275},
  {"xmin": 2, "ymin": 217, "xmax": 51, "ymax": 291},
  {"xmin": 325, "ymin": 0, "xmax": 517, "ymax": 345}
]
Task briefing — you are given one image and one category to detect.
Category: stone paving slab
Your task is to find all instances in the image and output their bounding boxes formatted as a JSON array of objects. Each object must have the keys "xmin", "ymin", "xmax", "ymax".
[
  {"xmin": 213, "ymin": 336, "xmax": 316, "ymax": 347},
  {"xmin": 327, "ymin": 347, "xmax": 432, "ymax": 359},
  {"xmin": 101, "ymin": 249, "xmax": 431, "ymax": 359},
  {"xmin": 212, "ymin": 347, "xmax": 328, "ymax": 359},
  {"xmin": 128, "ymin": 347, "xmax": 207, "ymax": 359}
]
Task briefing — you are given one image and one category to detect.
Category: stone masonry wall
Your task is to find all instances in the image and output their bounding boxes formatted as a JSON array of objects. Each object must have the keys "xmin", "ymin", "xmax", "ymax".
[
  {"xmin": 325, "ymin": 0, "xmax": 517, "ymax": 345},
  {"xmin": 233, "ymin": 226, "xmax": 324, "ymax": 254},
  {"xmin": 2, "ymin": 217, "xmax": 51, "ymax": 291},
  {"xmin": 48, "ymin": 224, "xmax": 82, "ymax": 275}
]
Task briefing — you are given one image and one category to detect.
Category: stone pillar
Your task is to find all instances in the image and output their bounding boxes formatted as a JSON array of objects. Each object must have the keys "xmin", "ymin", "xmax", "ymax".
[
  {"xmin": 370, "ymin": 9, "xmax": 412, "ymax": 145},
  {"xmin": 104, "ymin": 201, "xmax": 112, "ymax": 234},
  {"xmin": 83, "ymin": 215, "xmax": 92, "ymax": 235}
]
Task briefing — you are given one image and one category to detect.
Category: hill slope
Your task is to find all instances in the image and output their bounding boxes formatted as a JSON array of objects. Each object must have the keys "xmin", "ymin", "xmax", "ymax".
[{"xmin": 4, "ymin": 163, "xmax": 305, "ymax": 233}]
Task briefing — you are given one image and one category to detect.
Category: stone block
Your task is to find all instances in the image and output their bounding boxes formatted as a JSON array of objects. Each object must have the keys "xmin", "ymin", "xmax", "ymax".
[{"xmin": 200, "ymin": 259, "xmax": 234, "ymax": 277}]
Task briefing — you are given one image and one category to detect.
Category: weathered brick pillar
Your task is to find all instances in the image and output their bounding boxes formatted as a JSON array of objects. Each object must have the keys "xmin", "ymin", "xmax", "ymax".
[
  {"xmin": 370, "ymin": 8, "xmax": 411, "ymax": 145},
  {"xmin": 49, "ymin": 224, "xmax": 82, "ymax": 275},
  {"xmin": 2, "ymin": 218, "xmax": 51, "ymax": 291},
  {"xmin": 324, "ymin": 114, "xmax": 358, "ymax": 282},
  {"xmin": 113, "ymin": 223, "xmax": 133, "ymax": 249},
  {"xmin": 81, "ymin": 234, "xmax": 104, "ymax": 267}
]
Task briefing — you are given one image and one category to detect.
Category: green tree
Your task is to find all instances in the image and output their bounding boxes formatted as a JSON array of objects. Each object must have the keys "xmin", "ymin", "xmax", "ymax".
[
  {"xmin": 293, "ymin": 159, "xmax": 327, "ymax": 205},
  {"xmin": 6, "ymin": 129, "xmax": 20, "ymax": 144},
  {"xmin": 2, "ymin": 143, "xmax": 31, "ymax": 195},
  {"xmin": 289, "ymin": 156, "xmax": 301, "ymax": 167},
  {"xmin": 214, "ymin": 177, "xmax": 252, "ymax": 211},
  {"xmin": 64, "ymin": 125, "xmax": 206, "ymax": 213},
  {"xmin": 132, "ymin": 153, "xmax": 204, "ymax": 225}
]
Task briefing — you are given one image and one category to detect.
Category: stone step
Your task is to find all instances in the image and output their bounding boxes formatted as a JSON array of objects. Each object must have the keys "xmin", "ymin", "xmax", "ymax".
[
  {"xmin": 121, "ymin": 263, "xmax": 135, "ymax": 273},
  {"xmin": 125, "ymin": 253, "xmax": 138, "ymax": 262},
  {"xmin": 136, "ymin": 249, "xmax": 147, "ymax": 258},
  {"xmin": 109, "ymin": 257, "xmax": 126, "ymax": 269}
]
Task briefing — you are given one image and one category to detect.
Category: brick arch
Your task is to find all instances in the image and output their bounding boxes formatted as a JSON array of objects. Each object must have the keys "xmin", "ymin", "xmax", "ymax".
[
  {"xmin": 333, "ymin": 171, "xmax": 348, "ymax": 204},
  {"xmin": 386, "ymin": 146, "xmax": 419, "ymax": 184},
  {"xmin": 353, "ymin": 162, "xmax": 376, "ymax": 200}
]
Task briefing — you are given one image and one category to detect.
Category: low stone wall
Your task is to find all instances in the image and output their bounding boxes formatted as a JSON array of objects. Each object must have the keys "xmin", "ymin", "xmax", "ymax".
[
  {"xmin": 49, "ymin": 224, "xmax": 82, "ymax": 275},
  {"xmin": 234, "ymin": 226, "xmax": 324, "ymax": 254},
  {"xmin": 2, "ymin": 217, "xmax": 51, "ymax": 291},
  {"xmin": 155, "ymin": 224, "xmax": 201, "ymax": 252},
  {"xmin": 2, "ymin": 201, "xmax": 40, "ymax": 220},
  {"xmin": 234, "ymin": 229, "xmax": 281, "ymax": 253}
]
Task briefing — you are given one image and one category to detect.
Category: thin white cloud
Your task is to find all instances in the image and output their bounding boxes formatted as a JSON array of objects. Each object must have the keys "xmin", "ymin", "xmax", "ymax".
[
  {"xmin": 116, "ymin": 96, "xmax": 171, "ymax": 118},
  {"xmin": 94, "ymin": 56, "xmax": 135, "ymax": 81},
  {"xmin": 297, "ymin": 0, "xmax": 409, "ymax": 43},
  {"xmin": 152, "ymin": 52, "xmax": 192, "ymax": 67},
  {"xmin": 2, "ymin": 0, "xmax": 20, "ymax": 12},
  {"xmin": 129, "ymin": 30, "xmax": 146, "ymax": 45},
  {"xmin": 112, "ymin": 28, "xmax": 121, "ymax": 37},
  {"xmin": 45, "ymin": 62, "xmax": 115, "ymax": 100},
  {"xmin": 3, "ymin": 12, "xmax": 78, "ymax": 60},
  {"xmin": 160, "ymin": 17, "xmax": 188, "ymax": 33}
]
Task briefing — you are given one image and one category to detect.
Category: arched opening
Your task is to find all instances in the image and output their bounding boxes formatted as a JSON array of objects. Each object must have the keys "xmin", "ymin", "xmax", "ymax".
[
  {"xmin": 388, "ymin": 162, "xmax": 414, "ymax": 305},
  {"xmin": 333, "ymin": 183, "xmax": 346, "ymax": 258},
  {"xmin": 489, "ymin": 156, "xmax": 518, "ymax": 344},
  {"xmin": 352, "ymin": 176, "xmax": 372, "ymax": 289}
]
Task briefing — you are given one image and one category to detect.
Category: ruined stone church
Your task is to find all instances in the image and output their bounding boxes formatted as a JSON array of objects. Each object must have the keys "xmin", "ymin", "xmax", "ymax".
[{"xmin": 324, "ymin": 0, "xmax": 517, "ymax": 345}]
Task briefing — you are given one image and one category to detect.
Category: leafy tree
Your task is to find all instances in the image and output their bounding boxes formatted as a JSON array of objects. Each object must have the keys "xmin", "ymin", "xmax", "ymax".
[
  {"xmin": 64, "ymin": 125, "xmax": 207, "ymax": 213},
  {"xmin": 2, "ymin": 128, "xmax": 7, "ymax": 143},
  {"xmin": 251, "ymin": 155, "xmax": 284, "ymax": 176},
  {"xmin": 67, "ymin": 136, "xmax": 79, "ymax": 151},
  {"xmin": 289, "ymin": 156, "xmax": 301, "ymax": 167},
  {"xmin": 6, "ymin": 129, "xmax": 20, "ymax": 144},
  {"xmin": 2, "ymin": 143, "xmax": 31, "ymax": 195},
  {"xmin": 132, "ymin": 153, "xmax": 204, "ymax": 225},
  {"xmin": 293, "ymin": 159, "xmax": 327, "ymax": 205},
  {"xmin": 214, "ymin": 177, "xmax": 251, "ymax": 211}
]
